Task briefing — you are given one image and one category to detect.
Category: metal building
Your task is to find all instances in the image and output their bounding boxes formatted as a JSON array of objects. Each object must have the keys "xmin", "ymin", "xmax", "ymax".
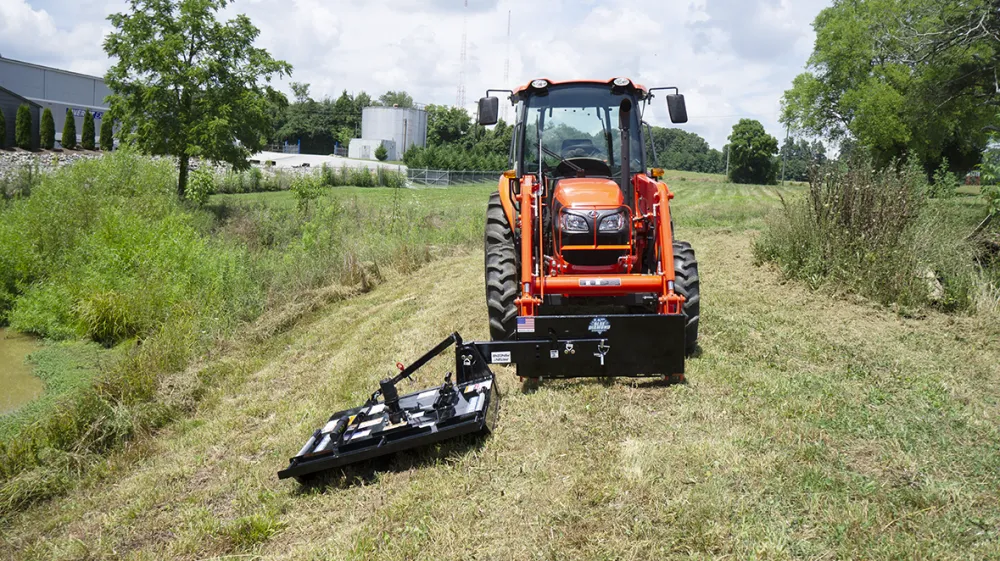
[
  {"xmin": 348, "ymin": 138, "xmax": 396, "ymax": 161},
  {"xmin": 359, "ymin": 106, "xmax": 427, "ymax": 157},
  {"xmin": 0, "ymin": 85, "xmax": 41, "ymax": 149},
  {"xmin": 0, "ymin": 56, "xmax": 111, "ymax": 146}
]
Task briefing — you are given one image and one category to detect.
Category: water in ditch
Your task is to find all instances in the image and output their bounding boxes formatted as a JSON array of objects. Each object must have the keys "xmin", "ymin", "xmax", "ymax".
[{"xmin": 0, "ymin": 328, "xmax": 43, "ymax": 414}]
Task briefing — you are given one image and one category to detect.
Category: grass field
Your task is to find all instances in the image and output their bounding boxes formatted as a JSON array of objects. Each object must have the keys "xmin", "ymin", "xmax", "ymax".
[{"xmin": 3, "ymin": 179, "xmax": 999, "ymax": 560}]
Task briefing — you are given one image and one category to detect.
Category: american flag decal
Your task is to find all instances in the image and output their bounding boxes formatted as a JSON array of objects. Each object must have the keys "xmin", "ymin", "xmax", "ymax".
[{"xmin": 516, "ymin": 316, "xmax": 535, "ymax": 333}]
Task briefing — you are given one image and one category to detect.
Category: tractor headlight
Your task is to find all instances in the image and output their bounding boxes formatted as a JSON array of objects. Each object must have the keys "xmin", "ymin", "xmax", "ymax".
[
  {"xmin": 599, "ymin": 210, "xmax": 627, "ymax": 232},
  {"xmin": 561, "ymin": 213, "xmax": 590, "ymax": 233}
]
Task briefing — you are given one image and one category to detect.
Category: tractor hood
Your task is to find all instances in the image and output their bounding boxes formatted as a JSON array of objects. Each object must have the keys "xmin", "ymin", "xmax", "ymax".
[{"xmin": 553, "ymin": 177, "xmax": 624, "ymax": 208}]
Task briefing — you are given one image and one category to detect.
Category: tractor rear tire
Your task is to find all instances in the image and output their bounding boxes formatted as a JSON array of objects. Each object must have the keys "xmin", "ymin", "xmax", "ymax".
[
  {"xmin": 673, "ymin": 241, "xmax": 700, "ymax": 355},
  {"xmin": 485, "ymin": 192, "xmax": 519, "ymax": 341}
]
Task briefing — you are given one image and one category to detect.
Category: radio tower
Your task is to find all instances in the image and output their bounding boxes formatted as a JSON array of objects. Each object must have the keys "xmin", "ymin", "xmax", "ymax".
[
  {"xmin": 456, "ymin": 0, "xmax": 468, "ymax": 108},
  {"xmin": 501, "ymin": 10, "xmax": 510, "ymax": 121}
]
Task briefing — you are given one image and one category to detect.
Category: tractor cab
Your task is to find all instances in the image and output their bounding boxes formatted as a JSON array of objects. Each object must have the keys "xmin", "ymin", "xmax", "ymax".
[{"xmin": 479, "ymin": 79, "xmax": 688, "ymax": 276}]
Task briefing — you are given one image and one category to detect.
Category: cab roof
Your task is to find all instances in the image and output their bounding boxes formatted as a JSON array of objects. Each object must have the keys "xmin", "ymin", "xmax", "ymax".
[{"xmin": 512, "ymin": 78, "xmax": 648, "ymax": 97}]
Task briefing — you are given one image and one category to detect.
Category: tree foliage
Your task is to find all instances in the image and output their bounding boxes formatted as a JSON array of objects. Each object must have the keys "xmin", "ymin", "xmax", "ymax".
[
  {"xmin": 404, "ymin": 106, "xmax": 512, "ymax": 171},
  {"xmin": 728, "ymin": 119, "xmax": 778, "ymax": 184},
  {"xmin": 100, "ymin": 116, "xmax": 114, "ymax": 151},
  {"xmin": 781, "ymin": 0, "xmax": 1000, "ymax": 175},
  {"xmin": 375, "ymin": 91, "xmax": 413, "ymax": 108},
  {"xmin": 15, "ymin": 105, "xmax": 32, "ymax": 150},
  {"xmin": 61, "ymin": 108, "xmax": 77, "ymax": 149},
  {"xmin": 273, "ymin": 85, "xmax": 377, "ymax": 154},
  {"xmin": 40, "ymin": 109, "xmax": 55, "ymax": 150},
  {"xmin": 104, "ymin": 0, "xmax": 291, "ymax": 198},
  {"xmin": 646, "ymin": 127, "xmax": 725, "ymax": 174},
  {"xmin": 374, "ymin": 143, "xmax": 388, "ymax": 161},
  {"xmin": 81, "ymin": 110, "xmax": 96, "ymax": 150},
  {"xmin": 778, "ymin": 137, "xmax": 827, "ymax": 182}
]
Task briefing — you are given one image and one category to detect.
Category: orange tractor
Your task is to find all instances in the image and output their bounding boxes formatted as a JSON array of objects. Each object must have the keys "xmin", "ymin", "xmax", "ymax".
[
  {"xmin": 476, "ymin": 77, "xmax": 699, "ymax": 380},
  {"xmin": 278, "ymin": 78, "xmax": 698, "ymax": 481}
]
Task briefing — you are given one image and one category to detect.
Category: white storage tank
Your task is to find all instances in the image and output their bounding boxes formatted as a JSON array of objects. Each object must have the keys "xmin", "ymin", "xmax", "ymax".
[
  {"xmin": 361, "ymin": 106, "xmax": 427, "ymax": 155},
  {"xmin": 348, "ymin": 138, "xmax": 397, "ymax": 161}
]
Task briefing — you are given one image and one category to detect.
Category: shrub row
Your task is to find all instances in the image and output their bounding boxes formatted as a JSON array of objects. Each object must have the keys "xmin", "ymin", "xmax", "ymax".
[{"xmin": 213, "ymin": 164, "xmax": 405, "ymax": 195}]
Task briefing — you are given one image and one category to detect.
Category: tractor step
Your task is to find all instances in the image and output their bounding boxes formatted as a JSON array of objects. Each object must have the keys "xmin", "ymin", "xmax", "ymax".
[{"xmin": 278, "ymin": 334, "xmax": 500, "ymax": 482}]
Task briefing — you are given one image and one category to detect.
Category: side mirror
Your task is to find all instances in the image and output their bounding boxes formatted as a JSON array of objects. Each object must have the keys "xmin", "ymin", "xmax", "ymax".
[
  {"xmin": 478, "ymin": 97, "xmax": 499, "ymax": 126},
  {"xmin": 666, "ymin": 94, "xmax": 688, "ymax": 124}
]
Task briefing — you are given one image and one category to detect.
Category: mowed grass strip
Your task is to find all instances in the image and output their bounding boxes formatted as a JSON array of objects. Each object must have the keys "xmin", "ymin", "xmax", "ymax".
[{"xmin": 3, "ymin": 180, "xmax": 999, "ymax": 560}]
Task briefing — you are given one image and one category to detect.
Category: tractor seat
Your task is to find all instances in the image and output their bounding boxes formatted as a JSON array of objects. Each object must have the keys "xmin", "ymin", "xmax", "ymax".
[{"xmin": 561, "ymin": 138, "xmax": 599, "ymax": 158}]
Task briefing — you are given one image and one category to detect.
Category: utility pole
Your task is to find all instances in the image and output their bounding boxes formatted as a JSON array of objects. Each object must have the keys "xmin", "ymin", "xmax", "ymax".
[{"xmin": 780, "ymin": 126, "xmax": 789, "ymax": 185}]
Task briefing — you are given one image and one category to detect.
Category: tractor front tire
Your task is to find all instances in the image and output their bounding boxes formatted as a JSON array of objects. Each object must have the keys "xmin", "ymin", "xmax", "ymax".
[
  {"xmin": 485, "ymin": 192, "xmax": 518, "ymax": 341},
  {"xmin": 673, "ymin": 241, "xmax": 700, "ymax": 355}
]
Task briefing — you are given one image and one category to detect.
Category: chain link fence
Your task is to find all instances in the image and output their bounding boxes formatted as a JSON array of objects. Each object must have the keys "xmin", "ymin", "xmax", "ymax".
[{"xmin": 406, "ymin": 168, "xmax": 502, "ymax": 186}]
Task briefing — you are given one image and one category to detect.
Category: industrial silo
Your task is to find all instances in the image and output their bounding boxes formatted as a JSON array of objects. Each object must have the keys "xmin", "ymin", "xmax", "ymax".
[{"xmin": 360, "ymin": 106, "xmax": 427, "ymax": 156}]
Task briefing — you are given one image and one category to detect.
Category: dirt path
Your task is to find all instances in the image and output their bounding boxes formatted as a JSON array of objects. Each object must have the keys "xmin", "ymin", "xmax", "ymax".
[{"xmin": 4, "ymin": 231, "xmax": 1000, "ymax": 560}]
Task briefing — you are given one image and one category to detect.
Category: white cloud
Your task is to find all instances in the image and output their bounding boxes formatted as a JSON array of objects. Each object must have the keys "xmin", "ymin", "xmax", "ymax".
[{"xmin": 0, "ymin": 0, "xmax": 832, "ymax": 149}]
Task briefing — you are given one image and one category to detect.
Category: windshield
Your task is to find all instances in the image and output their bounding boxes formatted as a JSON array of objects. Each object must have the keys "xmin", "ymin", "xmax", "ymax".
[{"xmin": 519, "ymin": 84, "xmax": 644, "ymax": 179}]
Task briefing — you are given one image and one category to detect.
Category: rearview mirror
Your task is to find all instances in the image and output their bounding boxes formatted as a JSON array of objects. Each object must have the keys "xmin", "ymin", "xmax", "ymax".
[
  {"xmin": 478, "ymin": 97, "xmax": 499, "ymax": 126},
  {"xmin": 667, "ymin": 94, "xmax": 688, "ymax": 124}
]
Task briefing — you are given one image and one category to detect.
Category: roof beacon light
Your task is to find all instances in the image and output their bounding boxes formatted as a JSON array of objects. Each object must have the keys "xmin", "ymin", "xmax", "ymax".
[
  {"xmin": 531, "ymin": 79, "xmax": 549, "ymax": 89},
  {"xmin": 613, "ymin": 77, "xmax": 631, "ymax": 87}
]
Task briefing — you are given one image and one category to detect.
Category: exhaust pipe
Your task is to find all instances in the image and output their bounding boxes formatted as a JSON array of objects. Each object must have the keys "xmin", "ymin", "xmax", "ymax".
[{"xmin": 618, "ymin": 98, "xmax": 632, "ymax": 207}]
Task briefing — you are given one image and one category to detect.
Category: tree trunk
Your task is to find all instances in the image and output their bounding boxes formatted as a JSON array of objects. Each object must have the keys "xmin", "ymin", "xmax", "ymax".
[{"xmin": 177, "ymin": 154, "xmax": 190, "ymax": 200}]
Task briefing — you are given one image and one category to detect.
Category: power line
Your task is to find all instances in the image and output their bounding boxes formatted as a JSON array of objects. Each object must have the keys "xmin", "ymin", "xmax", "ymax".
[{"xmin": 456, "ymin": 0, "xmax": 468, "ymax": 108}]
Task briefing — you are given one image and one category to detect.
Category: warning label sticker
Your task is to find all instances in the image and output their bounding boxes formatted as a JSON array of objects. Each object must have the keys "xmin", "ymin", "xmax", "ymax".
[{"xmin": 491, "ymin": 351, "xmax": 511, "ymax": 364}]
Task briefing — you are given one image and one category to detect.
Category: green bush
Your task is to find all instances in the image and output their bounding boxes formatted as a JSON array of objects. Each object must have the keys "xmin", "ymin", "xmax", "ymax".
[
  {"xmin": 15, "ymin": 105, "xmax": 32, "ymax": 149},
  {"xmin": 0, "ymin": 160, "xmax": 41, "ymax": 201},
  {"xmin": 40, "ymin": 109, "xmax": 55, "ymax": 150},
  {"xmin": 81, "ymin": 110, "xmax": 96, "ymax": 150},
  {"xmin": 185, "ymin": 168, "xmax": 215, "ymax": 206},
  {"xmin": 291, "ymin": 173, "xmax": 322, "ymax": 212},
  {"xmin": 61, "ymin": 109, "xmax": 77, "ymax": 149},
  {"xmin": 928, "ymin": 157, "xmax": 958, "ymax": 199},
  {"xmin": 754, "ymin": 157, "xmax": 936, "ymax": 308},
  {"xmin": 100, "ymin": 116, "xmax": 113, "ymax": 151},
  {"xmin": 0, "ymin": 151, "xmax": 484, "ymax": 511},
  {"xmin": 375, "ymin": 143, "xmax": 388, "ymax": 161}
]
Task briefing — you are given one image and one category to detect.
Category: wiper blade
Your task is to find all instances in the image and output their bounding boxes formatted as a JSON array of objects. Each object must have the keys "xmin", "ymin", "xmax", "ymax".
[{"xmin": 540, "ymin": 145, "xmax": 584, "ymax": 174}]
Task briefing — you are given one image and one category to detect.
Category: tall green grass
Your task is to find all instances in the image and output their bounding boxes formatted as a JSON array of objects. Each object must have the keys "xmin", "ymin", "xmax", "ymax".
[
  {"xmin": 754, "ymin": 158, "xmax": 998, "ymax": 313},
  {"xmin": 0, "ymin": 153, "xmax": 480, "ymax": 515}
]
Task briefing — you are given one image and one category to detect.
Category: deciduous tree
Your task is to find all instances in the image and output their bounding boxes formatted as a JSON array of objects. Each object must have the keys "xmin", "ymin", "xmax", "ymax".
[
  {"xmin": 728, "ymin": 119, "xmax": 778, "ymax": 185},
  {"xmin": 781, "ymin": 0, "xmax": 999, "ymax": 174},
  {"xmin": 104, "ymin": 0, "xmax": 291, "ymax": 198}
]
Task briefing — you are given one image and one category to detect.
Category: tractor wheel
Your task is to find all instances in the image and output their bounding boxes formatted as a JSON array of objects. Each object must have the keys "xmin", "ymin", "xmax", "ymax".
[
  {"xmin": 485, "ymin": 192, "xmax": 518, "ymax": 341},
  {"xmin": 673, "ymin": 241, "xmax": 700, "ymax": 355}
]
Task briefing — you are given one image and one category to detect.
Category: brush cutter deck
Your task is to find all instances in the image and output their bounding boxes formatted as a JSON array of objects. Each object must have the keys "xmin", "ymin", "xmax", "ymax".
[
  {"xmin": 278, "ymin": 334, "xmax": 500, "ymax": 482},
  {"xmin": 280, "ymin": 314, "xmax": 687, "ymax": 481}
]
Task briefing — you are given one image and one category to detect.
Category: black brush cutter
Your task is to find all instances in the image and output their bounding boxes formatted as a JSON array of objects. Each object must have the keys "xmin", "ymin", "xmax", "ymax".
[{"xmin": 278, "ymin": 333, "xmax": 500, "ymax": 482}]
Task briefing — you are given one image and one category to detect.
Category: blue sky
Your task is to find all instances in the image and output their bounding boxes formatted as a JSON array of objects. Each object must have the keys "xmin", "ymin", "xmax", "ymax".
[{"xmin": 0, "ymin": 0, "xmax": 833, "ymax": 150}]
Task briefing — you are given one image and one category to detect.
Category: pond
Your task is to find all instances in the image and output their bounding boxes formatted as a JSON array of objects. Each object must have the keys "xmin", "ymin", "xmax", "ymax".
[{"xmin": 0, "ymin": 328, "xmax": 43, "ymax": 414}]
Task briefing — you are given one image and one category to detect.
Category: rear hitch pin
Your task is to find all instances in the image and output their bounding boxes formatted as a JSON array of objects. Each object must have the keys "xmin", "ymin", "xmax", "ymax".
[{"xmin": 594, "ymin": 341, "xmax": 610, "ymax": 366}]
